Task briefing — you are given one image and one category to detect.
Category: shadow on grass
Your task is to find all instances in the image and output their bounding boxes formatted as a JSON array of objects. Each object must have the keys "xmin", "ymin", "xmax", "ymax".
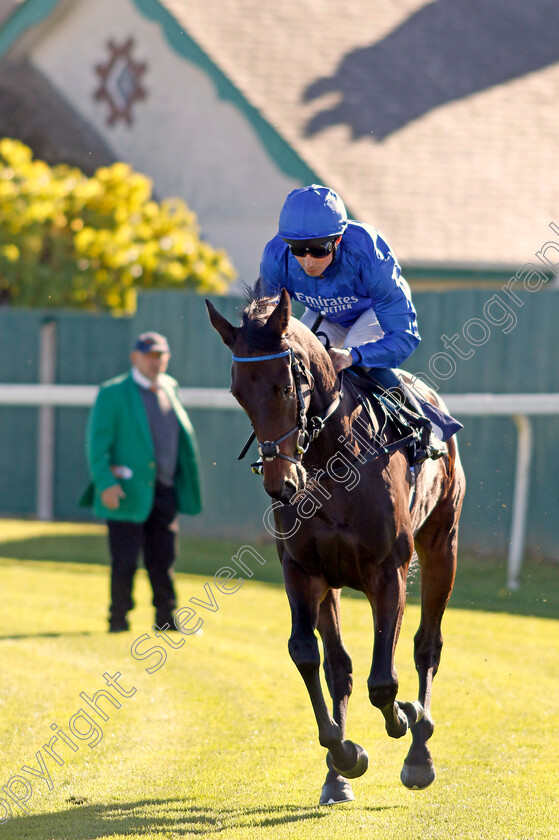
[
  {"xmin": 0, "ymin": 533, "xmax": 283, "ymax": 582},
  {"xmin": 0, "ymin": 534, "xmax": 112, "ymax": 567},
  {"xmin": 410, "ymin": 553, "xmax": 559, "ymax": 620},
  {"xmin": 0, "ymin": 631, "xmax": 94, "ymax": 641},
  {"xmin": 0, "ymin": 533, "xmax": 557, "ymax": 619},
  {"xmin": 8, "ymin": 797, "xmax": 334, "ymax": 838}
]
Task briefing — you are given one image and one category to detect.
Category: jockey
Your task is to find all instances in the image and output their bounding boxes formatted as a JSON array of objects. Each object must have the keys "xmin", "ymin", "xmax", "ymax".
[{"xmin": 258, "ymin": 184, "xmax": 461, "ymax": 461}]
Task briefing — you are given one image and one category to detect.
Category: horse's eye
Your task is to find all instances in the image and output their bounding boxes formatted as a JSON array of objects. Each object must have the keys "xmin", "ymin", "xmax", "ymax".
[{"xmin": 283, "ymin": 384, "xmax": 293, "ymax": 396}]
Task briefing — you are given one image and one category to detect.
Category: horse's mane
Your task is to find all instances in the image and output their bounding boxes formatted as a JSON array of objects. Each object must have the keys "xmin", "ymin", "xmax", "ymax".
[
  {"xmin": 238, "ymin": 287, "xmax": 296, "ymax": 353},
  {"xmin": 241, "ymin": 290, "xmax": 276, "ymax": 324},
  {"xmin": 237, "ymin": 287, "xmax": 340, "ymax": 404}
]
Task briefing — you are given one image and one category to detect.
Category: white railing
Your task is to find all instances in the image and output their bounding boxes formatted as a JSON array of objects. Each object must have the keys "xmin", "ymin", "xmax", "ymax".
[
  {"xmin": 0, "ymin": 384, "xmax": 238, "ymax": 409},
  {"xmin": 1, "ymin": 384, "xmax": 557, "ymax": 591},
  {"xmin": 446, "ymin": 394, "xmax": 554, "ymax": 591}
]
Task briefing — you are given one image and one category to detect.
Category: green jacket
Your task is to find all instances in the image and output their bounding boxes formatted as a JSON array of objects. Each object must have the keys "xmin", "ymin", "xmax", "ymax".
[{"xmin": 80, "ymin": 371, "xmax": 202, "ymax": 522}]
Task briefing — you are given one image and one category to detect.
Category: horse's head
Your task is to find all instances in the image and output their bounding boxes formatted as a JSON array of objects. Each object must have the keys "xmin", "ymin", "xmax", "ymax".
[{"xmin": 206, "ymin": 289, "xmax": 334, "ymax": 503}]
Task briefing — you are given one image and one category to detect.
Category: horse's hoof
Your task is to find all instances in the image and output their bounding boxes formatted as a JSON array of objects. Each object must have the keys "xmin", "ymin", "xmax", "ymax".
[
  {"xmin": 399, "ymin": 700, "xmax": 424, "ymax": 726},
  {"xmin": 388, "ymin": 700, "xmax": 424, "ymax": 739},
  {"xmin": 400, "ymin": 760, "xmax": 436, "ymax": 790},
  {"xmin": 329, "ymin": 742, "xmax": 369, "ymax": 780},
  {"xmin": 319, "ymin": 779, "xmax": 355, "ymax": 805}
]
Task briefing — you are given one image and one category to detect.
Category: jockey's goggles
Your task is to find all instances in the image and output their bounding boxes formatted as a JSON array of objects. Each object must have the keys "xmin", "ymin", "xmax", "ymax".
[{"xmin": 286, "ymin": 238, "xmax": 337, "ymax": 258}]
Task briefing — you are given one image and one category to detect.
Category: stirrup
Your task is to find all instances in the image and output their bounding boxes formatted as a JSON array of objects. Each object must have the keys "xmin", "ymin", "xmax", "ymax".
[
  {"xmin": 426, "ymin": 434, "xmax": 447, "ymax": 461},
  {"xmin": 414, "ymin": 433, "xmax": 447, "ymax": 464}
]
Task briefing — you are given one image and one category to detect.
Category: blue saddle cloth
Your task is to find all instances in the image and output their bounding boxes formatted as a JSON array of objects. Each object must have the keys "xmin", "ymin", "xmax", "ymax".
[{"xmin": 417, "ymin": 397, "xmax": 462, "ymax": 442}]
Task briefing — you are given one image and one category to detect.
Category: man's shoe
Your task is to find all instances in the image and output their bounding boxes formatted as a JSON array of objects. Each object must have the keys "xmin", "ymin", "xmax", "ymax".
[
  {"xmin": 109, "ymin": 620, "xmax": 129, "ymax": 633},
  {"xmin": 155, "ymin": 615, "xmax": 178, "ymax": 631}
]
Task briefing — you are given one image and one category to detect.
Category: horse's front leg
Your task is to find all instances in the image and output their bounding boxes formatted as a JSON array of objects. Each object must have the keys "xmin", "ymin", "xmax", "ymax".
[
  {"xmin": 316, "ymin": 589, "xmax": 361, "ymax": 805},
  {"xmin": 365, "ymin": 549, "xmax": 423, "ymax": 739},
  {"xmin": 282, "ymin": 558, "xmax": 369, "ymax": 788}
]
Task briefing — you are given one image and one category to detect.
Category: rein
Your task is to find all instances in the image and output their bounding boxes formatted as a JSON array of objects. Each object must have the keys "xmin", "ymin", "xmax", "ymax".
[{"xmin": 232, "ymin": 346, "xmax": 342, "ymax": 468}]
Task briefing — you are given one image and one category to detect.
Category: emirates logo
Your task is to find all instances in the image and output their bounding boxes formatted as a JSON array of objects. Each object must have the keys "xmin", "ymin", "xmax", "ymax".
[{"xmin": 94, "ymin": 38, "xmax": 147, "ymax": 126}]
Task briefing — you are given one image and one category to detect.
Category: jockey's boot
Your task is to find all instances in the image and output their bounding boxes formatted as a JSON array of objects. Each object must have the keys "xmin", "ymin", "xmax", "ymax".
[{"xmin": 384, "ymin": 381, "xmax": 447, "ymax": 462}]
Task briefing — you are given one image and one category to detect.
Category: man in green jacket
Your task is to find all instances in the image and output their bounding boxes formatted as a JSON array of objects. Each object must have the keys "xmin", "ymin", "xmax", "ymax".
[{"xmin": 81, "ymin": 331, "xmax": 202, "ymax": 633}]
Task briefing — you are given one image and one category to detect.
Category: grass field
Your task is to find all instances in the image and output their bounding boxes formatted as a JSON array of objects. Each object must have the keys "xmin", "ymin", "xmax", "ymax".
[{"xmin": 0, "ymin": 519, "xmax": 558, "ymax": 840}]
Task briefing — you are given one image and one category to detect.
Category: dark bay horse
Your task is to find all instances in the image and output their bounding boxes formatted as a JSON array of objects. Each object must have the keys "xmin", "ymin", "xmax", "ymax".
[{"xmin": 206, "ymin": 289, "xmax": 465, "ymax": 805}]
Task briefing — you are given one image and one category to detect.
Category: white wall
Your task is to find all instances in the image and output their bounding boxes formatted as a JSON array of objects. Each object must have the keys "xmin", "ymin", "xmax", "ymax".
[{"xmin": 28, "ymin": 0, "xmax": 296, "ymax": 283}]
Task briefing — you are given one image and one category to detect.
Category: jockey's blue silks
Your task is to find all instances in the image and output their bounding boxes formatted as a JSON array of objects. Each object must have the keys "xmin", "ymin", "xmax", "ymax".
[{"xmin": 260, "ymin": 221, "xmax": 419, "ymax": 370}]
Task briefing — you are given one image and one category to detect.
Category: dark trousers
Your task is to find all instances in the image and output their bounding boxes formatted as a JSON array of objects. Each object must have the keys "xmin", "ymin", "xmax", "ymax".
[
  {"xmin": 367, "ymin": 367, "xmax": 425, "ymax": 413},
  {"xmin": 107, "ymin": 482, "xmax": 178, "ymax": 627}
]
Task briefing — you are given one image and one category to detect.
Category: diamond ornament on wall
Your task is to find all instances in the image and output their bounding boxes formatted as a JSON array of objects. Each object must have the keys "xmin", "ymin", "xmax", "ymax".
[{"xmin": 94, "ymin": 38, "xmax": 147, "ymax": 126}]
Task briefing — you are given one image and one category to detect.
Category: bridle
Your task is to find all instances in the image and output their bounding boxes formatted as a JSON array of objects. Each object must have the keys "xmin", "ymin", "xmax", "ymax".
[{"xmin": 232, "ymin": 346, "xmax": 342, "ymax": 468}]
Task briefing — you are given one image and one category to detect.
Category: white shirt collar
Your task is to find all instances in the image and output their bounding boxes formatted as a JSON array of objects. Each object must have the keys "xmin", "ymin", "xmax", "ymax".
[{"xmin": 131, "ymin": 366, "xmax": 160, "ymax": 390}]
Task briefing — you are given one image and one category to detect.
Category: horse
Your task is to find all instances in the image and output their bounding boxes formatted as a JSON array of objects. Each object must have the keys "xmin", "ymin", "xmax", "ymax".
[{"xmin": 206, "ymin": 288, "xmax": 465, "ymax": 805}]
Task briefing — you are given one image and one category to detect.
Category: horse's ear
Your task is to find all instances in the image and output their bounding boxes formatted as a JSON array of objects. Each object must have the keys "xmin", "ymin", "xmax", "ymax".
[
  {"xmin": 266, "ymin": 287, "xmax": 291, "ymax": 337},
  {"xmin": 205, "ymin": 299, "xmax": 237, "ymax": 348}
]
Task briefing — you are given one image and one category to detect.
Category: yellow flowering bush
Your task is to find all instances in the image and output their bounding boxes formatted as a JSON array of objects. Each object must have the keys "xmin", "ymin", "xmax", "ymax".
[{"xmin": 0, "ymin": 139, "xmax": 236, "ymax": 311}]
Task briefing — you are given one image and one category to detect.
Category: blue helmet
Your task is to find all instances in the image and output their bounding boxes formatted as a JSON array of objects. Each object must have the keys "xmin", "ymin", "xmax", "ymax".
[{"xmin": 278, "ymin": 184, "xmax": 348, "ymax": 241}]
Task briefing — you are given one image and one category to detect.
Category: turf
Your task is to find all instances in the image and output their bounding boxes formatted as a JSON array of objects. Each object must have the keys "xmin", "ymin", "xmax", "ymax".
[
  {"xmin": 0, "ymin": 519, "xmax": 558, "ymax": 839},
  {"xmin": 0, "ymin": 518, "xmax": 556, "ymax": 618}
]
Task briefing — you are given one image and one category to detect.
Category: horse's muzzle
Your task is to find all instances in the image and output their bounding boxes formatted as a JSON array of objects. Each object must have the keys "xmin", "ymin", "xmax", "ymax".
[{"xmin": 264, "ymin": 463, "xmax": 307, "ymax": 504}]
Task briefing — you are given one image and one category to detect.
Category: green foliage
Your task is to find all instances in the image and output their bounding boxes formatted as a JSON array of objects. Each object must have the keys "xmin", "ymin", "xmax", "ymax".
[{"xmin": 0, "ymin": 138, "xmax": 236, "ymax": 312}]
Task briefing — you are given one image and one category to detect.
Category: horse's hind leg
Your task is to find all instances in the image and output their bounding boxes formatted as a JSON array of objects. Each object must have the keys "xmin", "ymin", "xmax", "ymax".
[
  {"xmin": 317, "ymin": 589, "xmax": 357, "ymax": 805},
  {"xmin": 401, "ymin": 514, "xmax": 459, "ymax": 790},
  {"xmin": 365, "ymin": 546, "xmax": 423, "ymax": 739}
]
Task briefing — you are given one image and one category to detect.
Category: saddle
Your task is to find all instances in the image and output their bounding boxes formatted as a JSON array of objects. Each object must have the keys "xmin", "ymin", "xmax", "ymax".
[{"xmin": 342, "ymin": 369, "xmax": 433, "ymax": 468}]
